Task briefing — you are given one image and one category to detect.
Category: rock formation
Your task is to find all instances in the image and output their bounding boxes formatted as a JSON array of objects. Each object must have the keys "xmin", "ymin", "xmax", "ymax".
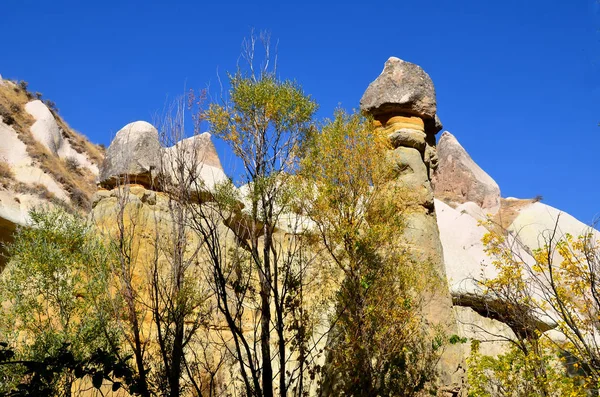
[
  {"xmin": 3, "ymin": 63, "xmax": 600, "ymax": 395},
  {"xmin": 360, "ymin": 57, "xmax": 465, "ymax": 395},
  {"xmin": 0, "ymin": 77, "xmax": 102, "ymax": 266},
  {"xmin": 99, "ymin": 121, "xmax": 162, "ymax": 188},
  {"xmin": 99, "ymin": 121, "xmax": 227, "ymax": 193},
  {"xmin": 432, "ymin": 131, "xmax": 501, "ymax": 213},
  {"xmin": 161, "ymin": 133, "xmax": 228, "ymax": 192},
  {"xmin": 434, "ymin": 132, "xmax": 600, "ymax": 358}
]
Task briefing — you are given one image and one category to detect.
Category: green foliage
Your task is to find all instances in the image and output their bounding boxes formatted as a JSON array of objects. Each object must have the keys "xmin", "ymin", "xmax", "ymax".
[
  {"xmin": 203, "ymin": 46, "xmax": 324, "ymax": 396},
  {"xmin": 467, "ymin": 339, "xmax": 589, "ymax": 397},
  {"xmin": 0, "ymin": 208, "xmax": 117, "ymax": 395},
  {"xmin": 0, "ymin": 342, "xmax": 138, "ymax": 396},
  {"xmin": 206, "ymin": 71, "xmax": 317, "ymax": 183},
  {"xmin": 300, "ymin": 110, "xmax": 442, "ymax": 396},
  {"xmin": 473, "ymin": 222, "xmax": 600, "ymax": 396}
]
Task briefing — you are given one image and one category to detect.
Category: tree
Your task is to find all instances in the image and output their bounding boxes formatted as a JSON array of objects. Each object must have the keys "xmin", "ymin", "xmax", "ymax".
[
  {"xmin": 106, "ymin": 181, "xmax": 154, "ymax": 397},
  {"xmin": 101, "ymin": 96, "xmax": 217, "ymax": 397},
  {"xmin": 299, "ymin": 110, "xmax": 444, "ymax": 396},
  {"xmin": 198, "ymin": 32, "xmax": 323, "ymax": 397},
  {"xmin": 467, "ymin": 338, "xmax": 588, "ymax": 397},
  {"xmin": 0, "ymin": 208, "xmax": 118, "ymax": 396},
  {"xmin": 151, "ymin": 94, "xmax": 216, "ymax": 397},
  {"xmin": 463, "ymin": 217, "xmax": 600, "ymax": 396}
]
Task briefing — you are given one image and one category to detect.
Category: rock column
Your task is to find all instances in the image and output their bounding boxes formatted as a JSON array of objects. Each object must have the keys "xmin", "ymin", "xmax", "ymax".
[{"xmin": 360, "ymin": 57, "xmax": 465, "ymax": 396}]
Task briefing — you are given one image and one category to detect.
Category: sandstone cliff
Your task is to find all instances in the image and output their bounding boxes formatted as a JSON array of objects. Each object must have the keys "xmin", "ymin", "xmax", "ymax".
[{"xmin": 1, "ymin": 60, "xmax": 598, "ymax": 395}]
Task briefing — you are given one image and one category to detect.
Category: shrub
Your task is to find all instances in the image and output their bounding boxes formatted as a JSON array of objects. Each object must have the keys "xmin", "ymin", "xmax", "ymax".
[
  {"xmin": 65, "ymin": 156, "xmax": 80, "ymax": 174},
  {"xmin": 69, "ymin": 187, "xmax": 89, "ymax": 210},
  {"xmin": 0, "ymin": 161, "xmax": 14, "ymax": 187},
  {"xmin": 0, "ymin": 104, "xmax": 15, "ymax": 126},
  {"xmin": 44, "ymin": 99, "xmax": 58, "ymax": 113}
]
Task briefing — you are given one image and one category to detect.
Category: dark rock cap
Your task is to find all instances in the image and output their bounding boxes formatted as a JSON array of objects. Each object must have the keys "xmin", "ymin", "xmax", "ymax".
[{"xmin": 360, "ymin": 57, "xmax": 437, "ymax": 121}]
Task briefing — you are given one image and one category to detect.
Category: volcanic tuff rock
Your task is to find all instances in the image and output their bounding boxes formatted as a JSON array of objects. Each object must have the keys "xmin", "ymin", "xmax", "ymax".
[
  {"xmin": 361, "ymin": 57, "xmax": 466, "ymax": 395},
  {"xmin": 100, "ymin": 121, "xmax": 162, "ymax": 188},
  {"xmin": 0, "ymin": 76, "xmax": 102, "ymax": 266},
  {"xmin": 432, "ymin": 131, "xmax": 501, "ymax": 213},
  {"xmin": 3, "ymin": 61, "xmax": 600, "ymax": 394},
  {"xmin": 100, "ymin": 121, "xmax": 227, "ymax": 192},
  {"xmin": 360, "ymin": 57, "xmax": 437, "ymax": 121},
  {"xmin": 162, "ymin": 133, "xmax": 227, "ymax": 191}
]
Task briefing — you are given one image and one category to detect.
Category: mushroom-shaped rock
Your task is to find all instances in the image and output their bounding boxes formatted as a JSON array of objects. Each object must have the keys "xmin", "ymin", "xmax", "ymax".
[
  {"xmin": 100, "ymin": 121, "xmax": 161, "ymax": 188},
  {"xmin": 432, "ymin": 131, "xmax": 501, "ymax": 213},
  {"xmin": 360, "ymin": 57, "xmax": 437, "ymax": 120},
  {"xmin": 162, "ymin": 133, "xmax": 228, "ymax": 192}
]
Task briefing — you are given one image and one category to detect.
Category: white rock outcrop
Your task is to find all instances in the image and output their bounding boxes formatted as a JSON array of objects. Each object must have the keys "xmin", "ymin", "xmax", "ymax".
[
  {"xmin": 509, "ymin": 202, "xmax": 599, "ymax": 249},
  {"xmin": 162, "ymin": 133, "xmax": 228, "ymax": 191},
  {"xmin": 435, "ymin": 198, "xmax": 495, "ymax": 296},
  {"xmin": 25, "ymin": 100, "xmax": 63, "ymax": 156},
  {"xmin": 25, "ymin": 100, "xmax": 99, "ymax": 175}
]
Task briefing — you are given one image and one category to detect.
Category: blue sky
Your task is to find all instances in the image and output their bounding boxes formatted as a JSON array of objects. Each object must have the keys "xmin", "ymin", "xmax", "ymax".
[{"xmin": 2, "ymin": 0, "xmax": 599, "ymax": 223}]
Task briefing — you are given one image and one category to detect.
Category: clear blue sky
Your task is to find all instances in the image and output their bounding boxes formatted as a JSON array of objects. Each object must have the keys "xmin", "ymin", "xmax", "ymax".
[{"xmin": 2, "ymin": 0, "xmax": 599, "ymax": 223}]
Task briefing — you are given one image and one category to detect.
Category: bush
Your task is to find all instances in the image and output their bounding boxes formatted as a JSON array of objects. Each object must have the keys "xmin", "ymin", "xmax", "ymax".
[
  {"xmin": 0, "ymin": 161, "xmax": 14, "ymax": 187},
  {"xmin": 65, "ymin": 156, "xmax": 80, "ymax": 173},
  {"xmin": 69, "ymin": 187, "xmax": 89, "ymax": 210},
  {"xmin": 0, "ymin": 104, "xmax": 15, "ymax": 126},
  {"xmin": 0, "ymin": 209, "xmax": 118, "ymax": 395},
  {"xmin": 44, "ymin": 99, "xmax": 58, "ymax": 113}
]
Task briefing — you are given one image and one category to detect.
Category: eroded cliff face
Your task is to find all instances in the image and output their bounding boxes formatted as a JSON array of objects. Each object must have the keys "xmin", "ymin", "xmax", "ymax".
[
  {"xmin": 432, "ymin": 127, "xmax": 600, "ymax": 358},
  {"xmin": 0, "ymin": 77, "xmax": 103, "ymax": 267},
  {"xmin": 3, "ymin": 61, "xmax": 598, "ymax": 395}
]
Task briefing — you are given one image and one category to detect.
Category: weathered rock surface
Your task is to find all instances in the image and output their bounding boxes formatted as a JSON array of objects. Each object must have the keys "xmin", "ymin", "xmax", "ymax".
[
  {"xmin": 509, "ymin": 202, "xmax": 600, "ymax": 262},
  {"xmin": 162, "ymin": 133, "xmax": 227, "ymax": 191},
  {"xmin": 25, "ymin": 100, "xmax": 63, "ymax": 156},
  {"xmin": 0, "ymin": 79, "xmax": 102, "ymax": 267},
  {"xmin": 432, "ymin": 131, "xmax": 501, "ymax": 214},
  {"xmin": 453, "ymin": 306, "xmax": 515, "ymax": 357},
  {"xmin": 360, "ymin": 57, "xmax": 437, "ymax": 120},
  {"xmin": 361, "ymin": 57, "xmax": 466, "ymax": 395},
  {"xmin": 436, "ymin": 199, "xmax": 494, "ymax": 295},
  {"xmin": 25, "ymin": 100, "xmax": 99, "ymax": 176},
  {"xmin": 389, "ymin": 146, "xmax": 434, "ymax": 208},
  {"xmin": 100, "ymin": 121, "xmax": 161, "ymax": 188}
]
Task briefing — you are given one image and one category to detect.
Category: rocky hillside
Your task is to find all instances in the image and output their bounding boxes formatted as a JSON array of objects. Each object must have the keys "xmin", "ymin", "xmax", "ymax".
[
  {"xmin": 1, "ymin": 61, "xmax": 598, "ymax": 393},
  {"xmin": 0, "ymin": 76, "xmax": 103, "ymax": 265},
  {"xmin": 432, "ymin": 129, "xmax": 600, "ymax": 356}
]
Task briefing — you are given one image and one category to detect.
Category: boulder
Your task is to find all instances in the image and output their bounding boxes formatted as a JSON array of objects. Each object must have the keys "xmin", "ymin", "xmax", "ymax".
[
  {"xmin": 100, "ymin": 121, "xmax": 161, "ymax": 188},
  {"xmin": 360, "ymin": 57, "xmax": 437, "ymax": 120},
  {"xmin": 432, "ymin": 131, "xmax": 501, "ymax": 213}
]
